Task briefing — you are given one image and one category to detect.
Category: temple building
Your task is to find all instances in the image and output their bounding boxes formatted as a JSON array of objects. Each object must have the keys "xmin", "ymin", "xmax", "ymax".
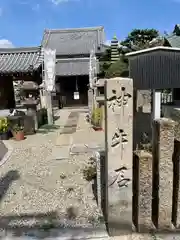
[
  {"xmin": 0, "ymin": 26, "xmax": 105, "ymax": 109},
  {"xmin": 41, "ymin": 26, "xmax": 105, "ymax": 107}
]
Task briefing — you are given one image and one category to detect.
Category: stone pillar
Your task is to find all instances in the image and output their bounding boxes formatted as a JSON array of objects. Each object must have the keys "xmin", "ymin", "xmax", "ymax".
[
  {"xmin": 88, "ymin": 88, "xmax": 94, "ymax": 117},
  {"xmin": 94, "ymin": 151, "xmax": 101, "ymax": 208},
  {"xmin": 133, "ymin": 150, "xmax": 153, "ymax": 232},
  {"xmin": 172, "ymin": 139, "xmax": 180, "ymax": 228},
  {"xmin": 104, "ymin": 77, "xmax": 133, "ymax": 236},
  {"xmin": 152, "ymin": 118, "xmax": 175, "ymax": 229},
  {"xmin": 40, "ymin": 89, "xmax": 46, "ymax": 108},
  {"xmin": 26, "ymin": 105, "xmax": 38, "ymax": 131}
]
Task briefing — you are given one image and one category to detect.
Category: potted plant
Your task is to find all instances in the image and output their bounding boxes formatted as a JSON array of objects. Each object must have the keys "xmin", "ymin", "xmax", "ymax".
[
  {"xmin": 91, "ymin": 107, "xmax": 103, "ymax": 131},
  {"xmin": 12, "ymin": 124, "xmax": 25, "ymax": 141},
  {"xmin": 0, "ymin": 117, "xmax": 9, "ymax": 140}
]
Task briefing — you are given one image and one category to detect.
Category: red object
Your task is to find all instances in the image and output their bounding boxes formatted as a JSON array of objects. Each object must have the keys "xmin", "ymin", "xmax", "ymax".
[
  {"xmin": 92, "ymin": 126, "xmax": 103, "ymax": 131},
  {"xmin": 13, "ymin": 131, "xmax": 25, "ymax": 141}
]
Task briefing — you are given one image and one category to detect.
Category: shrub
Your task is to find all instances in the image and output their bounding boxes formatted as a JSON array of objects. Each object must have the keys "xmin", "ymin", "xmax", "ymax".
[
  {"xmin": 82, "ymin": 157, "xmax": 96, "ymax": 182},
  {"xmin": 0, "ymin": 117, "xmax": 9, "ymax": 133},
  {"xmin": 91, "ymin": 107, "xmax": 102, "ymax": 127},
  {"xmin": 12, "ymin": 124, "xmax": 24, "ymax": 133}
]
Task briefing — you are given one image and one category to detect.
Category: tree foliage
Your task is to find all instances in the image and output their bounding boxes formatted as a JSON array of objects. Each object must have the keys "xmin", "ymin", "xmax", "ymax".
[
  {"xmin": 105, "ymin": 58, "xmax": 128, "ymax": 78},
  {"xmin": 99, "ymin": 28, "xmax": 161, "ymax": 78},
  {"xmin": 98, "ymin": 48, "xmax": 111, "ymax": 78},
  {"xmin": 99, "ymin": 48, "xmax": 111, "ymax": 62},
  {"xmin": 120, "ymin": 28, "xmax": 159, "ymax": 51}
]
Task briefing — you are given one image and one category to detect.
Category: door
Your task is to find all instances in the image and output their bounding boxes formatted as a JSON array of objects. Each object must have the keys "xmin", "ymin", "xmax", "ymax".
[{"xmin": 59, "ymin": 76, "xmax": 88, "ymax": 107}]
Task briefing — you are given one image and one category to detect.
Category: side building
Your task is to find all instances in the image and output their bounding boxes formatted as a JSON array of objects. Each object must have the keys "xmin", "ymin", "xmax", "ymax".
[
  {"xmin": 0, "ymin": 46, "xmax": 43, "ymax": 110},
  {"xmin": 41, "ymin": 26, "xmax": 105, "ymax": 107}
]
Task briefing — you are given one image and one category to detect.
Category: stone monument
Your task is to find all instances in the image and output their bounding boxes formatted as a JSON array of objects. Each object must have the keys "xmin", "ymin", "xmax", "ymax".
[{"xmin": 104, "ymin": 77, "xmax": 133, "ymax": 236}]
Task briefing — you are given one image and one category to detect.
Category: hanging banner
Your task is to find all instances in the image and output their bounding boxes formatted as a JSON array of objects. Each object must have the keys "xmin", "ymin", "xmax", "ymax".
[
  {"xmin": 43, "ymin": 48, "xmax": 56, "ymax": 92},
  {"xmin": 74, "ymin": 92, "xmax": 80, "ymax": 100},
  {"xmin": 89, "ymin": 47, "xmax": 97, "ymax": 88}
]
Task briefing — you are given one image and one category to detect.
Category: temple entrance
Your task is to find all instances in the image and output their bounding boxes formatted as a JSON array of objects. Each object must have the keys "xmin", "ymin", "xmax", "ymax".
[{"xmin": 57, "ymin": 75, "xmax": 89, "ymax": 107}]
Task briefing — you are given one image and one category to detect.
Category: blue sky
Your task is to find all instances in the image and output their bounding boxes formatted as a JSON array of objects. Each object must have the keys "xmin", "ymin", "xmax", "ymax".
[{"xmin": 0, "ymin": 0, "xmax": 179, "ymax": 48}]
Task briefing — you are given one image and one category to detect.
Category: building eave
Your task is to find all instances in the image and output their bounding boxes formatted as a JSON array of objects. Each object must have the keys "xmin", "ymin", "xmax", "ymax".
[
  {"xmin": 0, "ymin": 46, "xmax": 43, "ymax": 74},
  {"xmin": 43, "ymin": 26, "xmax": 104, "ymax": 34},
  {"xmin": 126, "ymin": 46, "xmax": 180, "ymax": 58}
]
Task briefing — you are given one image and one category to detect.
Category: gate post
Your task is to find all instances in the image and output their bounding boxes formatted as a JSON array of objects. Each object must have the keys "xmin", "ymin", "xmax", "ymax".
[
  {"xmin": 104, "ymin": 77, "xmax": 133, "ymax": 236},
  {"xmin": 172, "ymin": 139, "xmax": 180, "ymax": 228}
]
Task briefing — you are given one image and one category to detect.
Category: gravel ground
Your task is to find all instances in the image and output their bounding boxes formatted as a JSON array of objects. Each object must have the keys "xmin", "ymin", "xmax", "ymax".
[
  {"xmin": 0, "ymin": 109, "xmax": 175, "ymax": 240},
  {"xmin": 0, "ymin": 110, "xmax": 106, "ymax": 238}
]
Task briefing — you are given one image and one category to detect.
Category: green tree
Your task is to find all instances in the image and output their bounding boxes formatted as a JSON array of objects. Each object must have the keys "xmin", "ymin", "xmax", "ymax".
[
  {"xmin": 98, "ymin": 48, "xmax": 112, "ymax": 77},
  {"xmin": 105, "ymin": 58, "xmax": 128, "ymax": 78},
  {"xmin": 120, "ymin": 28, "xmax": 159, "ymax": 51},
  {"xmin": 99, "ymin": 28, "xmax": 161, "ymax": 78}
]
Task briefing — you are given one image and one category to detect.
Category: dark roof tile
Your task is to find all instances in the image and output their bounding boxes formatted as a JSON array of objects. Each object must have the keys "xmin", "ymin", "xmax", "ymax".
[
  {"xmin": 166, "ymin": 34, "xmax": 180, "ymax": 48},
  {"xmin": 42, "ymin": 26, "xmax": 105, "ymax": 55},
  {"xmin": 0, "ymin": 46, "xmax": 43, "ymax": 73}
]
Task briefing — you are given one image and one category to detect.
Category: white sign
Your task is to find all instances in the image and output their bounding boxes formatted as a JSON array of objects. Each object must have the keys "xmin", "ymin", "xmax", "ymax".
[
  {"xmin": 74, "ymin": 92, "xmax": 80, "ymax": 100},
  {"xmin": 43, "ymin": 48, "xmax": 56, "ymax": 92}
]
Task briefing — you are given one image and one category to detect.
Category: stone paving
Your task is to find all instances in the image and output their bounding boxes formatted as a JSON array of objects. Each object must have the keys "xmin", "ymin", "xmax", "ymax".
[{"xmin": 61, "ymin": 111, "xmax": 79, "ymax": 134}]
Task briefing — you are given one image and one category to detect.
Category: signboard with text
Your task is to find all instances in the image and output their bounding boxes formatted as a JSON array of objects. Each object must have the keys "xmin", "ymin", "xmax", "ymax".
[{"xmin": 43, "ymin": 48, "xmax": 56, "ymax": 92}]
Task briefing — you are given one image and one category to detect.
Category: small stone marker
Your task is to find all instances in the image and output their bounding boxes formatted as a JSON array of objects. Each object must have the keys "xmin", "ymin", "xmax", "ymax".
[{"xmin": 104, "ymin": 77, "xmax": 133, "ymax": 236}]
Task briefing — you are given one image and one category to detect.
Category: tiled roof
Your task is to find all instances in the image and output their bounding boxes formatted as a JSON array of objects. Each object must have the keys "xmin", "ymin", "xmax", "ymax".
[
  {"xmin": 42, "ymin": 26, "xmax": 105, "ymax": 56},
  {"xmin": 166, "ymin": 34, "xmax": 180, "ymax": 48},
  {"xmin": 165, "ymin": 24, "xmax": 180, "ymax": 48},
  {"xmin": 0, "ymin": 46, "xmax": 43, "ymax": 74},
  {"xmin": 56, "ymin": 58, "xmax": 99, "ymax": 76}
]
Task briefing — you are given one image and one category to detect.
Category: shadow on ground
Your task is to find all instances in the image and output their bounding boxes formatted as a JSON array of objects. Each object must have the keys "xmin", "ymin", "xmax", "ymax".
[
  {"xmin": 0, "ymin": 170, "xmax": 20, "ymax": 202},
  {"xmin": 0, "ymin": 170, "xmax": 107, "ymax": 239},
  {"xmin": 0, "ymin": 212, "xmax": 107, "ymax": 239},
  {"xmin": 0, "ymin": 141, "xmax": 8, "ymax": 162},
  {"xmin": 36, "ymin": 124, "xmax": 60, "ymax": 134},
  {"xmin": 53, "ymin": 115, "xmax": 60, "ymax": 121}
]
